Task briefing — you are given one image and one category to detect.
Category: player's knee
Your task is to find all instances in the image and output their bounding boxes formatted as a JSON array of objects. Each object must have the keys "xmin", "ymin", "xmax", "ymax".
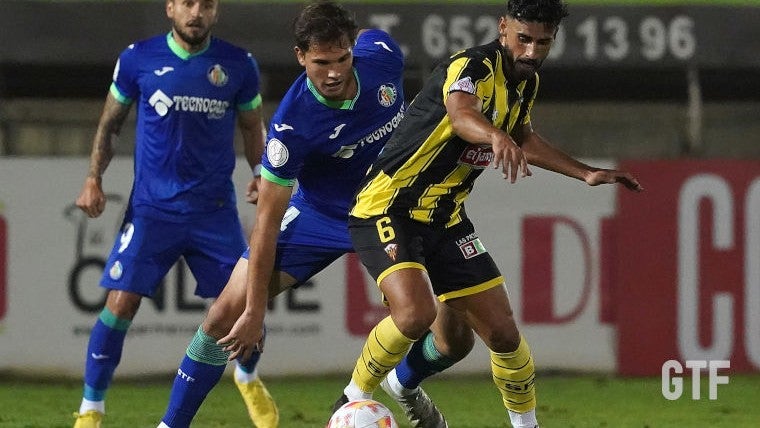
[
  {"xmin": 436, "ymin": 328, "xmax": 475, "ymax": 361},
  {"xmin": 203, "ymin": 295, "xmax": 245, "ymax": 338},
  {"xmin": 391, "ymin": 305, "xmax": 437, "ymax": 340},
  {"xmin": 105, "ymin": 290, "xmax": 142, "ymax": 319},
  {"xmin": 482, "ymin": 321, "xmax": 521, "ymax": 353}
]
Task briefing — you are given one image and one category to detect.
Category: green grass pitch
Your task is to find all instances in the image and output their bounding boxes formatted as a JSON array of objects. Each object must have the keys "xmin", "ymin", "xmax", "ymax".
[{"xmin": 2, "ymin": 372, "xmax": 759, "ymax": 427}]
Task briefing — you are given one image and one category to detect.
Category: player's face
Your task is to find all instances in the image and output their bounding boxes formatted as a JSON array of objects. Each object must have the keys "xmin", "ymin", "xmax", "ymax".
[
  {"xmin": 296, "ymin": 36, "xmax": 356, "ymax": 101},
  {"xmin": 498, "ymin": 16, "xmax": 556, "ymax": 81},
  {"xmin": 167, "ymin": 0, "xmax": 219, "ymax": 50}
]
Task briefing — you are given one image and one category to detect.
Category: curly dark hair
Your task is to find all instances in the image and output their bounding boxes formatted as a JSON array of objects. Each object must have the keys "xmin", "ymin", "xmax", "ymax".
[
  {"xmin": 293, "ymin": 1, "xmax": 359, "ymax": 51},
  {"xmin": 507, "ymin": 0, "xmax": 569, "ymax": 27}
]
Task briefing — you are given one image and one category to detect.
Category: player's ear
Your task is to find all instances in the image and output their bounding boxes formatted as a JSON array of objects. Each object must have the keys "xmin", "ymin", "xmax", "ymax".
[
  {"xmin": 166, "ymin": 0, "xmax": 174, "ymax": 19},
  {"xmin": 294, "ymin": 47, "xmax": 306, "ymax": 67},
  {"xmin": 498, "ymin": 16, "xmax": 509, "ymax": 38}
]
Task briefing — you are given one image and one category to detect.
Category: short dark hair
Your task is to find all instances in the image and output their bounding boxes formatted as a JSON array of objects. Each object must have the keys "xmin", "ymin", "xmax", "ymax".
[
  {"xmin": 507, "ymin": 0, "xmax": 569, "ymax": 27},
  {"xmin": 293, "ymin": 0, "xmax": 359, "ymax": 51}
]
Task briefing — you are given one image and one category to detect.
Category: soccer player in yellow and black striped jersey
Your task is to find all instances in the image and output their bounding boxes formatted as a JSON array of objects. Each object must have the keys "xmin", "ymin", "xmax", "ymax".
[{"xmin": 334, "ymin": 1, "xmax": 643, "ymax": 427}]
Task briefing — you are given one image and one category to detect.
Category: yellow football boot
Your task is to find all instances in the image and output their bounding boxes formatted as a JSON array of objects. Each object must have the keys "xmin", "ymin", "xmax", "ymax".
[
  {"xmin": 235, "ymin": 377, "xmax": 279, "ymax": 428},
  {"xmin": 73, "ymin": 410, "xmax": 103, "ymax": 428}
]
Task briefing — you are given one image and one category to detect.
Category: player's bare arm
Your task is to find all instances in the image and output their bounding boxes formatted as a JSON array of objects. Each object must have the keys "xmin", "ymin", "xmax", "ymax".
[
  {"xmin": 517, "ymin": 123, "xmax": 643, "ymax": 192},
  {"xmin": 75, "ymin": 92, "xmax": 132, "ymax": 218},
  {"xmin": 445, "ymin": 90, "xmax": 530, "ymax": 183},
  {"xmin": 220, "ymin": 178, "xmax": 292, "ymax": 361},
  {"xmin": 238, "ymin": 105, "xmax": 266, "ymax": 204}
]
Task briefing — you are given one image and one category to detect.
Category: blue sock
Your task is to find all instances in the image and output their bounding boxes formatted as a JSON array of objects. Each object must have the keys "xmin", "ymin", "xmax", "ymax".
[
  {"xmin": 237, "ymin": 350, "xmax": 261, "ymax": 373},
  {"xmin": 236, "ymin": 324, "xmax": 265, "ymax": 374},
  {"xmin": 395, "ymin": 331, "xmax": 456, "ymax": 389},
  {"xmin": 161, "ymin": 327, "xmax": 229, "ymax": 428},
  {"xmin": 83, "ymin": 307, "xmax": 131, "ymax": 401}
]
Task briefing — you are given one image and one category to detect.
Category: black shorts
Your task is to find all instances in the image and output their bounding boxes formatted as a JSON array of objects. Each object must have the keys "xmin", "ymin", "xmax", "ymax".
[{"xmin": 348, "ymin": 214, "xmax": 504, "ymax": 301}]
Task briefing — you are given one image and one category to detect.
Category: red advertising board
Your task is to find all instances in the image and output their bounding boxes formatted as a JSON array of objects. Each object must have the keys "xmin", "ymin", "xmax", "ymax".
[{"xmin": 616, "ymin": 160, "xmax": 760, "ymax": 375}]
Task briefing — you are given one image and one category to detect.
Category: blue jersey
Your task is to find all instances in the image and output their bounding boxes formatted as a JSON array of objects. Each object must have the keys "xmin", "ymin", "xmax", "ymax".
[
  {"xmin": 261, "ymin": 29, "xmax": 405, "ymax": 220},
  {"xmin": 111, "ymin": 33, "xmax": 262, "ymax": 221}
]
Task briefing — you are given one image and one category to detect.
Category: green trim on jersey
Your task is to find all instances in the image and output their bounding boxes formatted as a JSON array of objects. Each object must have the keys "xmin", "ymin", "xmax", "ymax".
[
  {"xmin": 239, "ymin": 93, "xmax": 262, "ymax": 111},
  {"xmin": 109, "ymin": 83, "xmax": 132, "ymax": 104},
  {"xmin": 166, "ymin": 31, "xmax": 210, "ymax": 60},
  {"xmin": 261, "ymin": 166, "xmax": 296, "ymax": 187},
  {"xmin": 306, "ymin": 68, "xmax": 361, "ymax": 110}
]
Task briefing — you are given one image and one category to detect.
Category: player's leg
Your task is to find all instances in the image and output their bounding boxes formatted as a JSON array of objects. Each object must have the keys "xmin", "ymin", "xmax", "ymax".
[
  {"xmin": 75, "ymin": 290, "xmax": 141, "ymax": 427},
  {"xmin": 381, "ymin": 305, "xmax": 474, "ymax": 427},
  {"xmin": 189, "ymin": 208, "xmax": 280, "ymax": 428},
  {"xmin": 159, "ymin": 257, "xmax": 250, "ymax": 428},
  {"xmin": 448, "ymin": 285, "xmax": 538, "ymax": 428},
  {"xmin": 229, "ymin": 266, "xmax": 295, "ymax": 428},
  {"xmin": 380, "ymin": 220, "xmax": 480, "ymax": 427},
  {"xmin": 342, "ymin": 269, "xmax": 437, "ymax": 402},
  {"xmin": 237, "ymin": 203, "xmax": 354, "ymax": 426},
  {"xmin": 338, "ymin": 216, "xmax": 438, "ymax": 408},
  {"xmin": 75, "ymin": 216, "xmax": 182, "ymax": 428},
  {"xmin": 391, "ymin": 305, "xmax": 474, "ymax": 389},
  {"xmin": 162, "ymin": 207, "xmax": 278, "ymax": 428}
]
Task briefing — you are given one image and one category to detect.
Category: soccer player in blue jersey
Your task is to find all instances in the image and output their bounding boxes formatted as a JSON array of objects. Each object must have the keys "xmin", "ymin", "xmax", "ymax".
[
  {"xmin": 71, "ymin": 1, "xmax": 275, "ymax": 427},
  {"xmin": 155, "ymin": 1, "xmax": 442, "ymax": 427}
]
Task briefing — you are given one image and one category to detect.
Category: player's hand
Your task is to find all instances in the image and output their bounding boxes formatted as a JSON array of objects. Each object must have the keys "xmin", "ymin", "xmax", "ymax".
[
  {"xmin": 586, "ymin": 169, "xmax": 644, "ymax": 192},
  {"xmin": 76, "ymin": 177, "xmax": 107, "ymax": 218},
  {"xmin": 492, "ymin": 135, "xmax": 531, "ymax": 183},
  {"xmin": 218, "ymin": 311, "xmax": 264, "ymax": 362},
  {"xmin": 246, "ymin": 176, "xmax": 261, "ymax": 204}
]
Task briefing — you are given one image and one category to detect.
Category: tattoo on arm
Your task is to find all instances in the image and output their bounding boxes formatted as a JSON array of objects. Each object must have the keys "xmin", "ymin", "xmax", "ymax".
[{"xmin": 88, "ymin": 94, "xmax": 131, "ymax": 179}]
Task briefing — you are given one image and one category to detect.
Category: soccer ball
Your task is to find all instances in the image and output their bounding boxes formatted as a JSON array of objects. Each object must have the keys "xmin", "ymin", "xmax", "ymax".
[{"xmin": 326, "ymin": 399, "xmax": 399, "ymax": 428}]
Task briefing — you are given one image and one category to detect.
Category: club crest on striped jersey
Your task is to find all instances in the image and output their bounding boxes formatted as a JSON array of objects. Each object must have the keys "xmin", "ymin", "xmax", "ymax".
[
  {"xmin": 207, "ymin": 64, "xmax": 229, "ymax": 87},
  {"xmin": 384, "ymin": 243, "xmax": 398, "ymax": 261},
  {"xmin": 377, "ymin": 83, "xmax": 397, "ymax": 107}
]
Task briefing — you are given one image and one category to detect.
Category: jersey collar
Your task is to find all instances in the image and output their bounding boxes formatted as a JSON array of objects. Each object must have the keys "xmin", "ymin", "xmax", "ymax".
[{"xmin": 166, "ymin": 31, "xmax": 210, "ymax": 60}]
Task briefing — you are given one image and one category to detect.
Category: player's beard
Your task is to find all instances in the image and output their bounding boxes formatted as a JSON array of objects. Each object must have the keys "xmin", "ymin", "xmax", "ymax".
[
  {"xmin": 173, "ymin": 23, "xmax": 211, "ymax": 49},
  {"xmin": 503, "ymin": 45, "xmax": 542, "ymax": 81},
  {"xmin": 512, "ymin": 58, "xmax": 540, "ymax": 80}
]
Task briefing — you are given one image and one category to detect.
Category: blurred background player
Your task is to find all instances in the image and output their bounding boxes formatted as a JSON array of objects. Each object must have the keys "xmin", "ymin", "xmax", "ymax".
[
  {"xmin": 156, "ymin": 1, "xmax": 429, "ymax": 427},
  {"xmin": 335, "ymin": 0, "xmax": 643, "ymax": 427},
  {"xmin": 71, "ymin": 0, "xmax": 273, "ymax": 427}
]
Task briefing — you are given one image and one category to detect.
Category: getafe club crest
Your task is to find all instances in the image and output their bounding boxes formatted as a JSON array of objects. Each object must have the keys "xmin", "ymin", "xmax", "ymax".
[
  {"xmin": 207, "ymin": 64, "xmax": 228, "ymax": 87},
  {"xmin": 377, "ymin": 84, "xmax": 397, "ymax": 107}
]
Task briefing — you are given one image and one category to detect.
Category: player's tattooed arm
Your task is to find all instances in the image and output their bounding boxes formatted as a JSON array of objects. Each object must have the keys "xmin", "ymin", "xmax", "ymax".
[
  {"xmin": 87, "ymin": 93, "xmax": 132, "ymax": 180},
  {"xmin": 76, "ymin": 93, "xmax": 132, "ymax": 218}
]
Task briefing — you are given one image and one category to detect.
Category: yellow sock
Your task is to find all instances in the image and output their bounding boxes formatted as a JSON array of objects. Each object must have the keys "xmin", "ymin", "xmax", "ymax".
[
  {"xmin": 490, "ymin": 335, "xmax": 537, "ymax": 413},
  {"xmin": 351, "ymin": 316, "xmax": 415, "ymax": 393}
]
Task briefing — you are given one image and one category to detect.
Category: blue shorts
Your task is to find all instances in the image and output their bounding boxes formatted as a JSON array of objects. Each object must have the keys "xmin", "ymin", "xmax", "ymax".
[
  {"xmin": 100, "ymin": 209, "xmax": 246, "ymax": 298},
  {"xmin": 242, "ymin": 201, "xmax": 353, "ymax": 285}
]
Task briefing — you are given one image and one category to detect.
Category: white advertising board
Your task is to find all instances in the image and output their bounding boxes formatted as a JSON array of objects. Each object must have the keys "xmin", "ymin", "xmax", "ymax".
[{"xmin": 0, "ymin": 157, "xmax": 619, "ymax": 377}]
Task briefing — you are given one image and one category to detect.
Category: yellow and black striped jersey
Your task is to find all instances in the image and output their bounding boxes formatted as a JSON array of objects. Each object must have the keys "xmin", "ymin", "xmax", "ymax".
[{"xmin": 350, "ymin": 39, "xmax": 539, "ymax": 227}]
